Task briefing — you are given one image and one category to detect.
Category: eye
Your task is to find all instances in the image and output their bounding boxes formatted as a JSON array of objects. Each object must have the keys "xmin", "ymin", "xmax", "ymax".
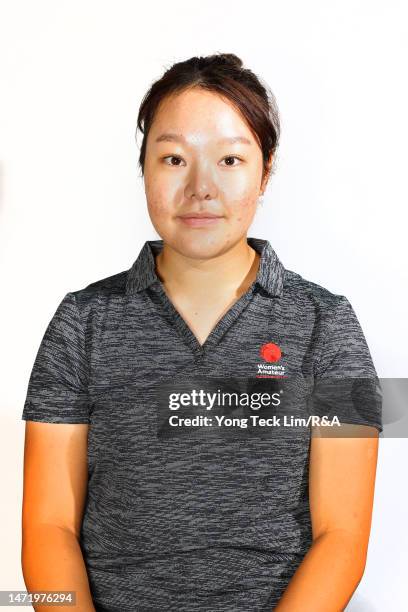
[
  {"xmin": 221, "ymin": 155, "xmax": 244, "ymax": 166},
  {"xmin": 162, "ymin": 155, "xmax": 185, "ymax": 166},
  {"xmin": 161, "ymin": 154, "xmax": 244, "ymax": 167}
]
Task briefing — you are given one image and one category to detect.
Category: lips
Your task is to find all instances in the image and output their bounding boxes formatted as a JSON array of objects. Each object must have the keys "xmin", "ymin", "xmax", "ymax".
[
  {"xmin": 177, "ymin": 212, "xmax": 224, "ymax": 227},
  {"xmin": 178, "ymin": 212, "xmax": 223, "ymax": 219}
]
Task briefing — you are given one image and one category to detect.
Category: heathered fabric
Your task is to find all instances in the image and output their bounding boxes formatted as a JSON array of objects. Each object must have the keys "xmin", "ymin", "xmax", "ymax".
[{"xmin": 22, "ymin": 237, "xmax": 382, "ymax": 611}]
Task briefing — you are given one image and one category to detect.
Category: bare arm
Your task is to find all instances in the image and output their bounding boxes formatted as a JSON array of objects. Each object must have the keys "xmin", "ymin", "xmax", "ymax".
[
  {"xmin": 274, "ymin": 423, "xmax": 379, "ymax": 611},
  {"xmin": 21, "ymin": 421, "xmax": 96, "ymax": 612}
]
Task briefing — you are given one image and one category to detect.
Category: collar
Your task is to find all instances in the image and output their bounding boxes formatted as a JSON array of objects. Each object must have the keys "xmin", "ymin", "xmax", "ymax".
[{"xmin": 125, "ymin": 236, "xmax": 285, "ymax": 297}]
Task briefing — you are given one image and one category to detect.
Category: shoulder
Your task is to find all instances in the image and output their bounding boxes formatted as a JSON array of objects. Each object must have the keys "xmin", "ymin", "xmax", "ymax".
[
  {"xmin": 63, "ymin": 269, "xmax": 130, "ymax": 323},
  {"xmin": 282, "ymin": 267, "xmax": 348, "ymax": 319},
  {"xmin": 73, "ymin": 269, "xmax": 128, "ymax": 297}
]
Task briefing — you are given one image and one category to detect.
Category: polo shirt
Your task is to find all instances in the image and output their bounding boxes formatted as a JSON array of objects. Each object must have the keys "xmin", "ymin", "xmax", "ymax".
[{"xmin": 22, "ymin": 237, "xmax": 382, "ymax": 612}]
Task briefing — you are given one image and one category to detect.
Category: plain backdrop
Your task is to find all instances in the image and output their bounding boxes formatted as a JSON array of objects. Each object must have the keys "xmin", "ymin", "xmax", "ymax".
[{"xmin": 1, "ymin": 1, "xmax": 407, "ymax": 609}]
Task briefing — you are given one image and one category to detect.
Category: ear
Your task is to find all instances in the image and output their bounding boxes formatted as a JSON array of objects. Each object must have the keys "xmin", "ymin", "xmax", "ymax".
[{"xmin": 260, "ymin": 153, "xmax": 274, "ymax": 194}]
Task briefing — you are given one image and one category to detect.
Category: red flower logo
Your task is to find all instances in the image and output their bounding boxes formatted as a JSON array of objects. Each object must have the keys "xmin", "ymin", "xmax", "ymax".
[{"xmin": 260, "ymin": 342, "xmax": 282, "ymax": 363}]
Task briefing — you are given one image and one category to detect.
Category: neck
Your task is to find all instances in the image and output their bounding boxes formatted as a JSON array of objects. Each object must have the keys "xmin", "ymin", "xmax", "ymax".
[{"xmin": 155, "ymin": 236, "xmax": 260, "ymax": 298}]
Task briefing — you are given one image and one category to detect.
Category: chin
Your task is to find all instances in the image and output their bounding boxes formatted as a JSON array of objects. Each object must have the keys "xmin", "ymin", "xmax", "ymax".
[{"xmin": 163, "ymin": 230, "xmax": 238, "ymax": 260}]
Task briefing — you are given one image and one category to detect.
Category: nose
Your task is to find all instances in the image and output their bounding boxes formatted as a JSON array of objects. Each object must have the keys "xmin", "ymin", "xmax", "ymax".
[{"xmin": 184, "ymin": 161, "xmax": 218, "ymax": 202}]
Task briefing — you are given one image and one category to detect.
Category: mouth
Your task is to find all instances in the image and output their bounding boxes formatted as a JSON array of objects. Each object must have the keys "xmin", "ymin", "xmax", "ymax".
[{"xmin": 177, "ymin": 213, "xmax": 224, "ymax": 228}]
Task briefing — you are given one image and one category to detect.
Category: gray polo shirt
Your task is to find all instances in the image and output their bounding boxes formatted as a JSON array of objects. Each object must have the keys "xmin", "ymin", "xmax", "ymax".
[{"xmin": 22, "ymin": 237, "xmax": 382, "ymax": 611}]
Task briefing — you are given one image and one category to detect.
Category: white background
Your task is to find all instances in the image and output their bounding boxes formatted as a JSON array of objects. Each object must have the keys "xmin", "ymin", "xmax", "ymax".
[{"xmin": 1, "ymin": 1, "xmax": 407, "ymax": 609}]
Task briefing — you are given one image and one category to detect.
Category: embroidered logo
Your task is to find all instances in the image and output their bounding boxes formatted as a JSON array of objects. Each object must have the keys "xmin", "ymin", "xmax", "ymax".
[
  {"xmin": 260, "ymin": 342, "xmax": 281, "ymax": 362},
  {"xmin": 257, "ymin": 342, "xmax": 286, "ymax": 378}
]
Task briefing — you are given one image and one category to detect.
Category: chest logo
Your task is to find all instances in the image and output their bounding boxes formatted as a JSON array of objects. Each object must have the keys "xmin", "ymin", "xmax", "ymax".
[{"xmin": 257, "ymin": 342, "xmax": 286, "ymax": 378}]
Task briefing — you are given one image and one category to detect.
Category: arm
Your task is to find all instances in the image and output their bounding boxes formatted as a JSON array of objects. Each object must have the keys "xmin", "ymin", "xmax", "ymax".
[
  {"xmin": 21, "ymin": 421, "xmax": 96, "ymax": 612},
  {"xmin": 274, "ymin": 423, "xmax": 379, "ymax": 612}
]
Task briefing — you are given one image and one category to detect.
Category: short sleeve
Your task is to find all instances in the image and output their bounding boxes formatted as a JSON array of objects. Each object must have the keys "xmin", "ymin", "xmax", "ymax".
[
  {"xmin": 312, "ymin": 295, "xmax": 383, "ymax": 433},
  {"xmin": 22, "ymin": 292, "xmax": 91, "ymax": 424}
]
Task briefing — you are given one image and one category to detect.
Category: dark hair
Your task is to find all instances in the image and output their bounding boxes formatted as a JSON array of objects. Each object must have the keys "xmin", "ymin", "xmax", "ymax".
[{"xmin": 135, "ymin": 53, "xmax": 280, "ymax": 184}]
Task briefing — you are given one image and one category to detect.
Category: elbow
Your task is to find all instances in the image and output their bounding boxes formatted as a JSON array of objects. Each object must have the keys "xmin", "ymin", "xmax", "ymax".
[
  {"xmin": 315, "ymin": 529, "xmax": 369, "ymax": 581},
  {"xmin": 21, "ymin": 522, "xmax": 79, "ymax": 581},
  {"xmin": 21, "ymin": 525, "xmax": 40, "ymax": 580},
  {"xmin": 355, "ymin": 551, "xmax": 368, "ymax": 583}
]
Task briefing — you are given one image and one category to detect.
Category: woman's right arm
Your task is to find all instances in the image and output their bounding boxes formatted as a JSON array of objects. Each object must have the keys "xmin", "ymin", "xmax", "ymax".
[{"xmin": 21, "ymin": 421, "xmax": 96, "ymax": 612}]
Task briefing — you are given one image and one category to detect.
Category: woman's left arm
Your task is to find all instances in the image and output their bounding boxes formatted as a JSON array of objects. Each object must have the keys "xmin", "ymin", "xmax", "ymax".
[{"xmin": 274, "ymin": 423, "xmax": 380, "ymax": 612}]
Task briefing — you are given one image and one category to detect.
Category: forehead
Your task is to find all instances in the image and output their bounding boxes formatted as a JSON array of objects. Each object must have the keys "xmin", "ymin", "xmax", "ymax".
[{"xmin": 149, "ymin": 88, "xmax": 256, "ymax": 144}]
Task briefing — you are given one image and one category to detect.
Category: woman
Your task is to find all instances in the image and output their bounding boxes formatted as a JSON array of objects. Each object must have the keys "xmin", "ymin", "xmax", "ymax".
[{"xmin": 21, "ymin": 53, "xmax": 382, "ymax": 611}]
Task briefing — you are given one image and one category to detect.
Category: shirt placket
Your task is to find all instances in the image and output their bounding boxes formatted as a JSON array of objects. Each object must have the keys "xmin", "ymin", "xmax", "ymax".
[{"xmin": 147, "ymin": 280, "xmax": 259, "ymax": 363}]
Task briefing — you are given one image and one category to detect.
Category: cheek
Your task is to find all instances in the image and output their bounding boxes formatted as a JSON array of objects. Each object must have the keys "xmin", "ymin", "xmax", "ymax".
[
  {"xmin": 238, "ymin": 193, "xmax": 257, "ymax": 209},
  {"xmin": 145, "ymin": 171, "xmax": 186, "ymax": 220},
  {"xmin": 146, "ymin": 196, "xmax": 173, "ymax": 239},
  {"xmin": 145, "ymin": 179, "xmax": 176, "ymax": 220},
  {"xmin": 229, "ymin": 193, "xmax": 258, "ymax": 223},
  {"xmin": 147, "ymin": 195, "xmax": 170, "ymax": 218}
]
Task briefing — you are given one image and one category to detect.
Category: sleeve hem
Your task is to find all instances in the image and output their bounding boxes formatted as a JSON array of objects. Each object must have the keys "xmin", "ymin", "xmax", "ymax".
[
  {"xmin": 338, "ymin": 420, "xmax": 383, "ymax": 433},
  {"xmin": 21, "ymin": 413, "xmax": 90, "ymax": 424}
]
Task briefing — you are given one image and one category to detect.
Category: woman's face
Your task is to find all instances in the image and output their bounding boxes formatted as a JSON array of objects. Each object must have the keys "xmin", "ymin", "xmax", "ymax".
[{"xmin": 143, "ymin": 87, "xmax": 270, "ymax": 259}]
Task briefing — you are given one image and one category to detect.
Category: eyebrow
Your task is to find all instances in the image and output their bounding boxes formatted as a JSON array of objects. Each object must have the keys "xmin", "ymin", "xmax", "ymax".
[{"xmin": 155, "ymin": 133, "xmax": 252, "ymax": 145}]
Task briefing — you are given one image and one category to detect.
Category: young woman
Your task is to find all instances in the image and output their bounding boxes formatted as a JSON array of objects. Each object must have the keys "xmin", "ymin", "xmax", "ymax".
[{"xmin": 21, "ymin": 53, "xmax": 382, "ymax": 611}]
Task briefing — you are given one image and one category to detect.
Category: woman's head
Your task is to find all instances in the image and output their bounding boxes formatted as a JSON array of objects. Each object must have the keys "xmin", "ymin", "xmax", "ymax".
[{"xmin": 136, "ymin": 53, "xmax": 280, "ymax": 259}]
